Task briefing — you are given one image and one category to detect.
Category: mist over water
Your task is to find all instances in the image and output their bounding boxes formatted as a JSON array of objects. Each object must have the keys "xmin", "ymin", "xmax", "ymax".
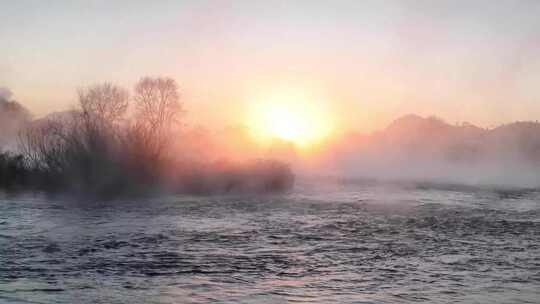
[
  {"xmin": 2, "ymin": 2, "xmax": 540, "ymax": 303},
  {"xmin": 3, "ymin": 107, "xmax": 539, "ymax": 303},
  {"xmin": 1, "ymin": 180, "xmax": 539, "ymax": 304},
  {"xmin": 309, "ymin": 115, "xmax": 540, "ymax": 189},
  {"xmin": 3, "ymin": 92, "xmax": 539, "ymax": 304},
  {"xmin": 0, "ymin": 80, "xmax": 294, "ymax": 197}
]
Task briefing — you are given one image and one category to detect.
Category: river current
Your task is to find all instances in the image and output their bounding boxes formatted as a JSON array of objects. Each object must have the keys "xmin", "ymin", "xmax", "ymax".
[{"xmin": 1, "ymin": 181, "xmax": 539, "ymax": 303}]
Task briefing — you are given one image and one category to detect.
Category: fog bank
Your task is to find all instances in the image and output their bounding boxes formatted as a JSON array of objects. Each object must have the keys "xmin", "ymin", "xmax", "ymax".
[
  {"xmin": 308, "ymin": 115, "xmax": 540, "ymax": 189},
  {"xmin": 0, "ymin": 79, "xmax": 294, "ymax": 198},
  {"xmin": 0, "ymin": 87, "xmax": 31, "ymax": 150}
]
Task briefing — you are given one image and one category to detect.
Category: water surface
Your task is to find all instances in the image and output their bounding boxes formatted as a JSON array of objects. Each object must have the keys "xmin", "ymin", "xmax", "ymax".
[{"xmin": 1, "ymin": 182, "xmax": 539, "ymax": 303}]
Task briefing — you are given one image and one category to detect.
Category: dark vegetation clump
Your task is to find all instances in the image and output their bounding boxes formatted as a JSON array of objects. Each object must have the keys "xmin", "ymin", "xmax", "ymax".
[
  {"xmin": 0, "ymin": 152, "xmax": 28, "ymax": 192},
  {"xmin": 169, "ymin": 159, "xmax": 295, "ymax": 194},
  {"xmin": 0, "ymin": 77, "xmax": 294, "ymax": 198}
]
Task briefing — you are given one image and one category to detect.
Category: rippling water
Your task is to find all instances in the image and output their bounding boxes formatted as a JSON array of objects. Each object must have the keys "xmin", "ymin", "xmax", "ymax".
[{"xmin": 1, "ymin": 181, "xmax": 539, "ymax": 303}]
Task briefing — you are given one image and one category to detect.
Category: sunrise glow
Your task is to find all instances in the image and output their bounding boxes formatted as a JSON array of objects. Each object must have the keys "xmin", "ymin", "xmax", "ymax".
[
  {"xmin": 3, "ymin": 2, "xmax": 540, "ymax": 303},
  {"xmin": 246, "ymin": 89, "xmax": 333, "ymax": 147}
]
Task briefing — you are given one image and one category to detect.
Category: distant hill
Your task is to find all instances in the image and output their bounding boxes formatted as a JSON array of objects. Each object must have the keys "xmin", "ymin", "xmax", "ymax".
[
  {"xmin": 377, "ymin": 115, "xmax": 481, "ymax": 157},
  {"xmin": 372, "ymin": 114, "xmax": 540, "ymax": 163},
  {"xmin": 320, "ymin": 114, "xmax": 540, "ymax": 187},
  {"xmin": 484, "ymin": 122, "xmax": 540, "ymax": 163}
]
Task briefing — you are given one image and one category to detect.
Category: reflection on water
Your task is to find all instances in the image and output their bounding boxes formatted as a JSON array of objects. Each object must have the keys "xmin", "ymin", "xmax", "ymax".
[{"xmin": 1, "ymin": 182, "xmax": 539, "ymax": 303}]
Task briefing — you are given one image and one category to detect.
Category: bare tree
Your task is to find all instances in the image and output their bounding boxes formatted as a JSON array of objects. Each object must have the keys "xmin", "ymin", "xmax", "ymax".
[
  {"xmin": 132, "ymin": 77, "xmax": 183, "ymax": 161},
  {"xmin": 19, "ymin": 118, "xmax": 67, "ymax": 175},
  {"xmin": 78, "ymin": 83, "xmax": 129, "ymax": 129},
  {"xmin": 18, "ymin": 83, "xmax": 130, "ymax": 192},
  {"xmin": 11, "ymin": 76, "xmax": 294, "ymax": 196},
  {"xmin": 75, "ymin": 83, "xmax": 130, "ymax": 162}
]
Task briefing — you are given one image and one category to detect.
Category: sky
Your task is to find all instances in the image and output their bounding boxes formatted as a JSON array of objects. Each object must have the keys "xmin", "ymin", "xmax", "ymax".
[{"xmin": 1, "ymin": 0, "xmax": 540, "ymax": 132}]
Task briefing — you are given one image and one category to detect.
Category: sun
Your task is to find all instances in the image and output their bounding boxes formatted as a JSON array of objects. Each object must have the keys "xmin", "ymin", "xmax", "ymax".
[
  {"xmin": 246, "ymin": 89, "xmax": 333, "ymax": 147},
  {"xmin": 263, "ymin": 103, "xmax": 310, "ymax": 142}
]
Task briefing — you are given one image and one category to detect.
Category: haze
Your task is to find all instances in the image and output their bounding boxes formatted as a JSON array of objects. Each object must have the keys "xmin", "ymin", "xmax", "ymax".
[
  {"xmin": 2, "ymin": 3, "xmax": 540, "ymax": 303},
  {"xmin": 2, "ymin": 0, "xmax": 540, "ymax": 133}
]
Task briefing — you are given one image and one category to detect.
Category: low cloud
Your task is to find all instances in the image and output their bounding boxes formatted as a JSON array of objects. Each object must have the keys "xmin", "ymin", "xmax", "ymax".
[
  {"xmin": 0, "ymin": 87, "xmax": 32, "ymax": 150},
  {"xmin": 0, "ymin": 87, "xmax": 13, "ymax": 100}
]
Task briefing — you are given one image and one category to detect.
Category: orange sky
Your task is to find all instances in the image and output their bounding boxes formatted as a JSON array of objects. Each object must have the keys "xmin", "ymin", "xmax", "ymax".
[{"xmin": 2, "ymin": 1, "xmax": 540, "ymax": 135}]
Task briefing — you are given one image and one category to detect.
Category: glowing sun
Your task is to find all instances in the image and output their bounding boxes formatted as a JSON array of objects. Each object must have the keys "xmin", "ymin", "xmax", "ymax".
[{"xmin": 246, "ymin": 89, "xmax": 333, "ymax": 147}]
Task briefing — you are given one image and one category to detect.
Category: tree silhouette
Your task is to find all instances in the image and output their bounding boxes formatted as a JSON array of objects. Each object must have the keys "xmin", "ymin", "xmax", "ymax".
[{"xmin": 131, "ymin": 77, "xmax": 183, "ymax": 161}]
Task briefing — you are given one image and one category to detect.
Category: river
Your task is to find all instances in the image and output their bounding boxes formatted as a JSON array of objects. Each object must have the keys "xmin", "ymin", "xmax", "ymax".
[{"xmin": 1, "ymin": 181, "xmax": 539, "ymax": 303}]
